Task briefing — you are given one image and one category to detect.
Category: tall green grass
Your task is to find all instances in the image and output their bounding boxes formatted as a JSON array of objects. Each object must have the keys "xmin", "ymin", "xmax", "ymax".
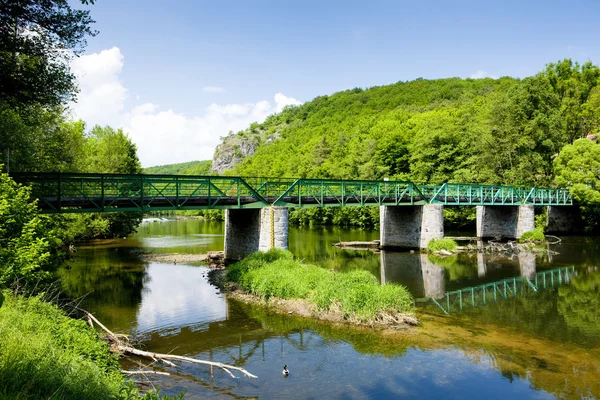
[
  {"xmin": 427, "ymin": 238, "xmax": 458, "ymax": 252},
  {"xmin": 0, "ymin": 292, "xmax": 177, "ymax": 399},
  {"xmin": 227, "ymin": 250, "xmax": 415, "ymax": 323}
]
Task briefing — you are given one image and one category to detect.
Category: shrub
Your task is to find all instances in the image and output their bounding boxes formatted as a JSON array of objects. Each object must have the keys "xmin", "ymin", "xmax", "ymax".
[
  {"xmin": 228, "ymin": 250, "xmax": 415, "ymax": 323},
  {"xmin": 519, "ymin": 229, "xmax": 546, "ymax": 243},
  {"xmin": 427, "ymin": 238, "xmax": 458, "ymax": 252},
  {"xmin": 0, "ymin": 172, "xmax": 65, "ymax": 290}
]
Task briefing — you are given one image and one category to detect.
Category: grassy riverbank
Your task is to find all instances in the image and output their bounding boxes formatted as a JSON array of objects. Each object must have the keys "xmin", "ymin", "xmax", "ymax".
[
  {"xmin": 0, "ymin": 292, "xmax": 174, "ymax": 399},
  {"xmin": 226, "ymin": 249, "xmax": 416, "ymax": 327}
]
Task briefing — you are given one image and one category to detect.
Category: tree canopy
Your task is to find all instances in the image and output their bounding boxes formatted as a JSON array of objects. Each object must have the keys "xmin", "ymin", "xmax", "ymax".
[{"xmin": 0, "ymin": 0, "xmax": 97, "ymax": 108}]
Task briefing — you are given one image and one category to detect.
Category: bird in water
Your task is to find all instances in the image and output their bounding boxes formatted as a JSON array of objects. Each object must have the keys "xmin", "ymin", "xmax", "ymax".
[{"xmin": 282, "ymin": 365, "xmax": 289, "ymax": 377}]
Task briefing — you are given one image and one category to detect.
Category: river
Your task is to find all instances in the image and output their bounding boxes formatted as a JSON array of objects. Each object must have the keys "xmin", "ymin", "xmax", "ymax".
[{"xmin": 59, "ymin": 219, "xmax": 600, "ymax": 399}]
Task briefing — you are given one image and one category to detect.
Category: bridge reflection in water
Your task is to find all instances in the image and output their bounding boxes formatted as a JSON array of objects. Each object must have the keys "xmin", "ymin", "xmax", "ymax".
[{"xmin": 379, "ymin": 250, "xmax": 574, "ymax": 314}]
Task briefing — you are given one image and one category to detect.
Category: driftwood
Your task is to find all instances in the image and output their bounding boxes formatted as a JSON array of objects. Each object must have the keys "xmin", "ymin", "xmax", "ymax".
[
  {"xmin": 119, "ymin": 345, "xmax": 257, "ymax": 379},
  {"xmin": 77, "ymin": 307, "xmax": 258, "ymax": 379},
  {"xmin": 474, "ymin": 240, "xmax": 559, "ymax": 256},
  {"xmin": 121, "ymin": 370, "xmax": 170, "ymax": 376},
  {"xmin": 334, "ymin": 240, "xmax": 380, "ymax": 249}
]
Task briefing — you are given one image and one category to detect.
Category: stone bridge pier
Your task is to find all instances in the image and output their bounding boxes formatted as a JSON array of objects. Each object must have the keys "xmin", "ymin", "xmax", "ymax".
[
  {"xmin": 476, "ymin": 205, "xmax": 534, "ymax": 239},
  {"xmin": 546, "ymin": 206, "xmax": 583, "ymax": 234},
  {"xmin": 380, "ymin": 205, "xmax": 444, "ymax": 250},
  {"xmin": 224, "ymin": 207, "xmax": 289, "ymax": 261}
]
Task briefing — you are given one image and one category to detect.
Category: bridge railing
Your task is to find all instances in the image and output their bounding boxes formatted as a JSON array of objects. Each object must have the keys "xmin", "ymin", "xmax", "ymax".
[
  {"xmin": 11, "ymin": 173, "xmax": 268, "ymax": 212},
  {"xmin": 517, "ymin": 187, "xmax": 574, "ymax": 206},
  {"xmin": 273, "ymin": 179, "xmax": 427, "ymax": 207},
  {"xmin": 242, "ymin": 177, "xmax": 299, "ymax": 200},
  {"xmin": 429, "ymin": 183, "xmax": 524, "ymax": 205},
  {"xmin": 11, "ymin": 172, "xmax": 576, "ymax": 212}
]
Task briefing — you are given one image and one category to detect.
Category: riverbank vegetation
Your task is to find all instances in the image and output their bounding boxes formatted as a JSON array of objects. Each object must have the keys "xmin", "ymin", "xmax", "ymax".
[
  {"xmin": 0, "ymin": 1, "xmax": 167, "ymax": 395},
  {"xmin": 0, "ymin": 292, "xmax": 179, "ymax": 399},
  {"xmin": 226, "ymin": 249, "xmax": 416, "ymax": 327}
]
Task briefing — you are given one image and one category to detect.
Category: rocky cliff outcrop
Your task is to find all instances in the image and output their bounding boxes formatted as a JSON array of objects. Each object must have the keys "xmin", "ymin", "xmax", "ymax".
[
  {"xmin": 210, "ymin": 127, "xmax": 282, "ymax": 174},
  {"xmin": 210, "ymin": 133, "xmax": 260, "ymax": 174}
]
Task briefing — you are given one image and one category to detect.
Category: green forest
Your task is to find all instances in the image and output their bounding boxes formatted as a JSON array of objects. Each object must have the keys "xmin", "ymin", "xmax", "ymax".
[
  {"xmin": 144, "ymin": 160, "xmax": 212, "ymax": 175},
  {"xmin": 144, "ymin": 60, "xmax": 600, "ymax": 230},
  {"xmin": 230, "ymin": 62, "xmax": 600, "ymax": 185}
]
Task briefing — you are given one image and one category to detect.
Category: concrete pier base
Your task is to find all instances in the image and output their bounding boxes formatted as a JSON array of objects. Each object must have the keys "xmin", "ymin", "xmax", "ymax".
[
  {"xmin": 258, "ymin": 207, "xmax": 289, "ymax": 252},
  {"xmin": 517, "ymin": 205, "xmax": 535, "ymax": 238},
  {"xmin": 380, "ymin": 205, "xmax": 444, "ymax": 249},
  {"xmin": 476, "ymin": 205, "xmax": 534, "ymax": 239},
  {"xmin": 546, "ymin": 206, "xmax": 583, "ymax": 234},
  {"xmin": 224, "ymin": 209, "xmax": 260, "ymax": 261}
]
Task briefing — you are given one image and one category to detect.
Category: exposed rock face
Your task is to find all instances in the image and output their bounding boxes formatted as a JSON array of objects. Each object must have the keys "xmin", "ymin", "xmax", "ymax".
[{"xmin": 211, "ymin": 134, "xmax": 260, "ymax": 174}]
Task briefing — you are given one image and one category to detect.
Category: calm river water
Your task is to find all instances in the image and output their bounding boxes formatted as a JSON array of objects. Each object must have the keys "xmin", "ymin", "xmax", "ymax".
[{"xmin": 59, "ymin": 219, "xmax": 600, "ymax": 399}]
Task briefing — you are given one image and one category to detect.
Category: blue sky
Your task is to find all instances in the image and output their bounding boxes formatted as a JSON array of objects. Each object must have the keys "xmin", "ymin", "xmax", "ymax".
[{"xmin": 70, "ymin": 0, "xmax": 600, "ymax": 166}]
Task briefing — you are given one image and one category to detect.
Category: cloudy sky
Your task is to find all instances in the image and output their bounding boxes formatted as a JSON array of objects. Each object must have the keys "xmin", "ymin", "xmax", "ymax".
[{"xmin": 70, "ymin": 0, "xmax": 600, "ymax": 167}]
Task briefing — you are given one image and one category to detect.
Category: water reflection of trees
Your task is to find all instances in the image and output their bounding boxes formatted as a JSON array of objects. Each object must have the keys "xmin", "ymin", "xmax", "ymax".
[
  {"xmin": 558, "ymin": 267, "xmax": 600, "ymax": 339},
  {"xmin": 59, "ymin": 248, "xmax": 147, "ymax": 332}
]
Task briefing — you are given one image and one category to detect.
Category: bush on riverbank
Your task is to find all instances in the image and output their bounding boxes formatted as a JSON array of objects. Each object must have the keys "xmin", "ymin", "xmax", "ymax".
[
  {"xmin": 227, "ymin": 249, "xmax": 415, "ymax": 325},
  {"xmin": 519, "ymin": 229, "xmax": 546, "ymax": 244},
  {"xmin": 0, "ymin": 292, "xmax": 176, "ymax": 399},
  {"xmin": 427, "ymin": 238, "xmax": 458, "ymax": 252}
]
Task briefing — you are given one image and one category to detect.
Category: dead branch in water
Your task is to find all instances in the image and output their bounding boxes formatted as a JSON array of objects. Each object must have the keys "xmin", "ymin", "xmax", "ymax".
[
  {"xmin": 121, "ymin": 370, "xmax": 171, "ymax": 376},
  {"xmin": 74, "ymin": 307, "xmax": 258, "ymax": 379}
]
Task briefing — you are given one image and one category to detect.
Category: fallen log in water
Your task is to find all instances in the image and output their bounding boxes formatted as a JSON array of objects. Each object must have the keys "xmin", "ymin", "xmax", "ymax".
[
  {"xmin": 76, "ymin": 307, "xmax": 258, "ymax": 380},
  {"xmin": 334, "ymin": 240, "xmax": 380, "ymax": 249}
]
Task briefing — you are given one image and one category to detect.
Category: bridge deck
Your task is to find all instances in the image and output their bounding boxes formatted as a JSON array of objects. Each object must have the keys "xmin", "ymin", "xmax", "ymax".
[{"xmin": 10, "ymin": 173, "xmax": 574, "ymax": 213}]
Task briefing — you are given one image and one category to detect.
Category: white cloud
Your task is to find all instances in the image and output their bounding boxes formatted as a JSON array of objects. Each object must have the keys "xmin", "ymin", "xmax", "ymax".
[
  {"xmin": 70, "ymin": 47, "xmax": 128, "ymax": 127},
  {"xmin": 202, "ymin": 86, "xmax": 226, "ymax": 93},
  {"xmin": 469, "ymin": 70, "xmax": 497, "ymax": 79},
  {"xmin": 70, "ymin": 47, "xmax": 301, "ymax": 167}
]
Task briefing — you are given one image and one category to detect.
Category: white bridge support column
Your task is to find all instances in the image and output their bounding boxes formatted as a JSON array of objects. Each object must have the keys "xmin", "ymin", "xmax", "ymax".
[
  {"xmin": 476, "ymin": 205, "xmax": 534, "ymax": 239},
  {"xmin": 546, "ymin": 206, "xmax": 582, "ymax": 234},
  {"xmin": 259, "ymin": 207, "xmax": 289, "ymax": 252},
  {"xmin": 224, "ymin": 209, "xmax": 261, "ymax": 262},
  {"xmin": 379, "ymin": 205, "xmax": 444, "ymax": 249}
]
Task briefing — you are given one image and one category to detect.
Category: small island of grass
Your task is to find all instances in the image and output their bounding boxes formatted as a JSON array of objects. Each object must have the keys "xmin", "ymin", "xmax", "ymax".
[{"xmin": 226, "ymin": 249, "xmax": 417, "ymax": 328}]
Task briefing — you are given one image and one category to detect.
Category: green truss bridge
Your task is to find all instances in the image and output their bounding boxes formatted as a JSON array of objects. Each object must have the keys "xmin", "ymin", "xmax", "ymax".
[{"xmin": 11, "ymin": 172, "xmax": 573, "ymax": 214}]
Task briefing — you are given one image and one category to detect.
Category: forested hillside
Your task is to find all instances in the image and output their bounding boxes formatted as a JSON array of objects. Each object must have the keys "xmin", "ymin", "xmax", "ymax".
[
  {"xmin": 144, "ymin": 160, "xmax": 212, "ymax": 175},
  {"xmin": 228, "ymin": 60, "xmax": 599, "ymax": 188},
  {"xmin": 212, "ymin": 59, "xmax": 600, "ymax": 229}
]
